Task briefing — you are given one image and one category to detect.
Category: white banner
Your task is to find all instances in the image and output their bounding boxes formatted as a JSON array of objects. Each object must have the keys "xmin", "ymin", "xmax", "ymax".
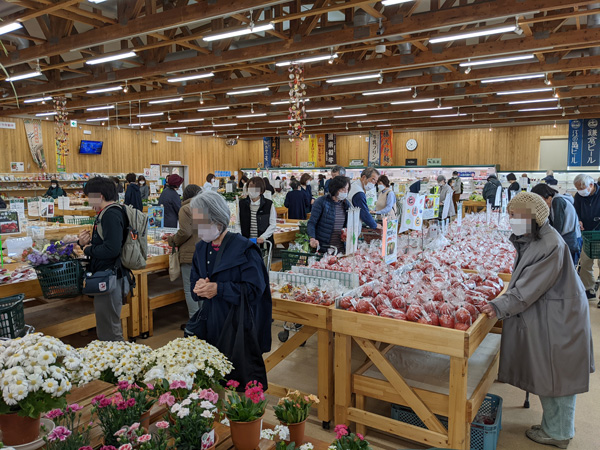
[{"xmin": 399, "ymin": 193, "xmax": 425, "ymax": 233}]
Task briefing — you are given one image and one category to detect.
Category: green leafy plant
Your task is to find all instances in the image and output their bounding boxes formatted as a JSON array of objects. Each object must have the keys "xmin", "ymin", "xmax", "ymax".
[
  {"xmin": 273, "ymin": 391, "xmax": 319, "ymax": 424},
  {"xmin": 222, "ymin": 380, "xmax": 267, "ymax": 422},
  {"xmin": 164, "ymin": 389, "xmax": 218, "ymax": 450},
  {"xmin": 43, "ymin": 404, "xmax": 91, "ymax": 450},
  {"xmin": 328, "ymin": 425, "xmax": 371, "ymax": 450}
]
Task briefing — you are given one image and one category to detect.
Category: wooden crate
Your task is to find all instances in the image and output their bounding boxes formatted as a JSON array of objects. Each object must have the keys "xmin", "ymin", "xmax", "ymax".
[
  {"xmin": 268, "ymin": 295, "xmax": 335, "ymax": 427},
  {"xmin": 333, "ymin": 308, "xmax": 500, "ymax": 450}
]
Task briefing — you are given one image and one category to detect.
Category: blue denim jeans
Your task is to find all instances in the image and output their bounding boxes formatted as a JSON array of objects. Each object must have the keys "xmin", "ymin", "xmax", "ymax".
[
  {"xmin": 540, "ymin": 395, "xmax": 576, "ymax": 440},
  {"xmin": 572, "ymin": 236, "xmax": 583, "ymax": 266}
]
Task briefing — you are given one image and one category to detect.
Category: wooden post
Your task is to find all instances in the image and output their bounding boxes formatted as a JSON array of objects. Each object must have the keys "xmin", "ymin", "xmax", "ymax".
[
  {"xmin": 139, "ymin": 272, "xmax": 149, "ymax": 336},
  {"xmin": 448, "ymin": 356, "xmax": 470, "ymax": 450},
  {"xmin": 317, "ymin": 328, "xmax": 334, "ymax": 424},
  {"xmin": 335, "ymin": 333, "xmax": 352, "ymax": 425}
]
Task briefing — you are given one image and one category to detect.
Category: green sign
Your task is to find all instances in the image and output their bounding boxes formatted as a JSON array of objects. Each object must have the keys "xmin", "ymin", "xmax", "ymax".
[{"xmin": 427, "ymin": 158, "xmax": 442, "ymax": 166}]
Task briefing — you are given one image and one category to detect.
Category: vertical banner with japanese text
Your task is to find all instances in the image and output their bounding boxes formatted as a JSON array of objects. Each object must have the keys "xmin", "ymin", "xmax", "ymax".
[
  {"xmin": 23, "ymin": 119, "xmax": 47, "ymax": 170},
  {"xmin": 582, "ymin": 119, "xmax": 599, "ymax": 166},
  {"xmin": 380, "ymin": 129, "xmax": 393, "ymax": 166},
  {"xmin": 271, "ymin": 137, "xmax": 281, "ymax": 167},
  {"xmin": 308, "ymin": 135, "xmax": 318, "ymax": 164},
  {"xmin": 568, "ymin": 120, "xmax": 582, "ymax": 167},
  {"xmin": 325, "ymin": 134, "xmax": 337, "ymax": 165},
  {"xmin": 368, "ymin": 131, "xmax": 381, "ymax": 166},
  {"xmin": 317, "ymin": 134, "xmax": 326, "ymax": 167},
  {"xmin": 263, "ymin": 137, "xmax": 272, "ymax": 168}
]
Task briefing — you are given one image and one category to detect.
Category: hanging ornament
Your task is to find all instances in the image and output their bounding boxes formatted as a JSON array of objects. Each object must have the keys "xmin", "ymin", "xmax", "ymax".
[{"xmin": 287, "ymin": 63, "xmax": 306, "ymax": 141}]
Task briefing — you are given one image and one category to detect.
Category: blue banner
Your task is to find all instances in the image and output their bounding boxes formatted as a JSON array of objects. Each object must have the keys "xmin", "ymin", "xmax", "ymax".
[
  {"xmin": 568, "ymin": 120, "xmax": 583, "ymax": 167},
  {"xmin": 263, "ymin": 137, "xmax": 272, "ymax": 168},
  {"xmin": 582, "ymin": 119, "xmax": 600, "ymax": 166}
]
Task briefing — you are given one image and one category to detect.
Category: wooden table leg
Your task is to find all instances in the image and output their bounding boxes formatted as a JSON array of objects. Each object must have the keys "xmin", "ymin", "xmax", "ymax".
[
  {"xmin": 128, "ymin": 280, "xmax": 140, "ymax": 338},
  {"xmin": 355, "ymin": 394, "xmax": 366, "ymax": 436},
  {"xmin": 139, "ymin": 272, "xmax": 149, "ymax": 337},
  {"xmin": 335, "ymin": 333, "xmax": 352, "ymax": 426},
  {"xmin": 448, "ymin": 356, "xmax": 470, "ymax": 450},
  {"xmin": 317, "ymin": 329, "xmax": 333, "ymax": 426}
]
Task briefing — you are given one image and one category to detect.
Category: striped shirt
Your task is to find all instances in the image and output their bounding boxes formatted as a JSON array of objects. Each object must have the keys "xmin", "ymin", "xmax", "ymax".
[
  {"xmin": 329, "ymin": 201, "xmax": 346, "ymax": 251},
  {"xmin": 250, "ymin": 201, "xmax": 260, "ymax": 239}
]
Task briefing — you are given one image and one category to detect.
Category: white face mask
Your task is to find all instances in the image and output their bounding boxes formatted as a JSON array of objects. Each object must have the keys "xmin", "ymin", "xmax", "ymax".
[
  {"xmin": 139, "ymin": 181, "xmax": 145, "ymax": 185},
  {"xmin": 248, "ymin": 188, "xmax": 261, "ymax": 199},
  {"xmin": 198, "ymin": 224, "xmax": 221, "ymax": 243},
  {"xmin": 378, "ymin": 184, "xmax": 385, "ymax": 190},
  {"xmin": 509, "ymin": 218, "xmax": 531, "ymax": 236},
  {"xmin": 337, "ymin": 192, "xmax": 348, "ymax": 201},
  {"xmin": 365, "ymin": 182, "xmax": 375, "ymax": 191},
  {"xmin": 578, "ymin": 187, "xmax": 591, "ymax": 197}
]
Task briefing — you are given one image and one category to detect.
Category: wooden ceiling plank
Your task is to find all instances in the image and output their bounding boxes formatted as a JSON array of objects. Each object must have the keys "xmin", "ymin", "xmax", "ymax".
[{"xmin": 13, "ymin": 0, "xmax": 83, "ymax": 23}]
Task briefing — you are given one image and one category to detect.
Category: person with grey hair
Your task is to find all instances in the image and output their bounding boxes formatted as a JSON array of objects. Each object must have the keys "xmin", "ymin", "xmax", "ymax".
[
  {"xmin": 348, "ymin": 167, "xmax": 381, "ymax": 229},
  {"xmin": 437, "ymin": 175, "xmax": 455, "ymax": 218},
  {"xmin": 185, "ymin": 190, "xmax": 272, "ymax": 387},
  {"xmin": 573, "ymin": 173, "xmax": 600, "ymax": 304},
  {"xmin": 324, "ymin": 165, "xmax": 346, "ymax": 193}
]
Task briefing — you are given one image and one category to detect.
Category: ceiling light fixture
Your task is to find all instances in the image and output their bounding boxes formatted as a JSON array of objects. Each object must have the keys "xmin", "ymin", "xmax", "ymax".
[
  {"xmin": 86, "ymin": 51, "xmax": 136, "ymax": 65},
  {"xmin": 562, "ymin": 109, "xmax": 566, "ymax": 117},
  {"xmin": 326, "ymin": 73, "xmax": 380, "ymax": 83},
  {"xmin": 429, "ymin": 25, "xmax": 517, "ymax": 44},
  {"xmin": 268, "ymin": 119, "xmax": 292, "ymax": 123},
  {"xmin": 391, "ymin": 98, "xmax": 435, "ymax": 105},
  {"xmin": 197, "ymin": 106, "xmax": 230, "ymax": 112},
  {"xmin": 199, "ymin": 93, "xmax": 205, "ymax": 105},
  {"xmin": 518, "ymin": 107, "xmax": 560, "ymax": 112},
  {"xmin": 430, "ymin": 113, "xmax": 467, "ymax": 118},
  {"xmin": 123, "ymin": 80, "xmax": 128, "ymax": 93},
  {"xmin": 276, "ymin": 54, "xmax": 339, "ymax": 67},
  {"xmin": 148, "ymin": 97, "xmax": 183, "ymax": 105},
  {"xmin": 575, "ymin": 108, "xmax": 581, "ymax": 114},
  {"xmin": 359, "ymin": 119, "xmax": 387, "ymax": 123},
  {"xmin": 5, "ymin": 64, "xmax": 42, "ymax": 82},
  {"xmin": 167, "ymin": 72, "xmax": 214, "ymax": 82},
  {"xmin": 472, "ymin": 114, "xmax": 475, "ymax": 123},
  {"xmin": 165, "ymin": 127, "xmax": 186, "ymax": 130},
  {"xmin": 271, "ymin": 99, "xmax": 310, "ymax": 105},
  {"xmin": 544, "ymin": 74, "xmax": 552, "ymax": 85},
  {"xmin": 129, "ymin": 122, "xmax": 151, "ymax": 127},
  {"xmin": 412, "ymin": 87, "xmax": 418, "ymax": 98},
  {"xmin": 334, "ymin": 113, "xmax": 367, "ymax": 118},
  {"xmin": 203, "ymin": 22, "xmax": 274, "ymax": 42},
  {"xmin": 508, "ymin": 98, "xmax": 558, "ymax": 105},
  {"xmin": 237, "ymin": 113, "xmax": 266, "ymax": 118},
  {"xmin": 496, "ymin": 87, "xmax": 553, "ymax": 95},
  {"xmin": 35, "ymin": 112, "xmax": 56, "ymax": 117},
  {"xmin": 413, "ymin": 107, "xmax": 453, "ymax": 112},
  {"xmin": 489, "ymin": 125, "xmax": 493, "ymax": 131},
  {"xmin": 345, "ymin": 123, "xmax": 349, "ymax": 130},
  {"xmin": 378, "ymin": 72, "xmax": 384, "ymax": 85},
  {"xmin": 329, "ymin": 48, "xmax": 336, "ymax": 65},
  {"xmin": 553, "ymin": 88, "xmax": 560, "ymax": 98},
  {"xmin": 459, "ymin": 54, "xmax": 535, "ymax": 67},
  {"xmin": 178, "ymin": 118, "xmax": 205, "ymax": 123},
  {"xmin": 0, "ymin": 22, "xmax": 23, "ymax": 36},
  {"xmin": 376, "ymin": 124, "xmax": 392, "ymax": 127},
  {"xmin": 86, "ymin": 86, "xmax": 123, "ymax": 94},
  {"xmin": 226, "ymin": 87, "xmax": 270, "ymax": 95},
  {"xmin": 86, "ymin": 105, "xmax": 115, "ymax": 111},
  {"xmin": 251, "ymin": 103, "xmax": 254, "ymax": 113},
  {"xmin": 464, "ymin": 60, "xmax": 472, "ymax": 74},
  {"xmin": 306, "ymin": 107, "xmax": 342, "ymax": 112},
  {"xmin": 381, "ymin": 0, "xmax": 413, "ymax": 5},
  {"xmin": 137, "ymin": 112, "xmax": 164, "ymax": 117},
  {"xmin": 481, "ymin": 73, "xmax": 545, "ymax": 84},
  {"xmin": 195, "ymin": 130, "xmax": 214, "ymax": 133},
  {"xmin": 24, "ymin": 96, "xmax": 52, "ymax": 104},
  {"xmin": 362, "ymin": 88, "xmax": 411, "ymax": 96},
  {"xmin": 213, "ymin": 123, "xmax": 238, "ymax": 127},
  {"xmin": 553, "ymin": 121, "xmax": 557, "ymax": 128},
  {"xmin": 86, "ymin": 117, "xmax": 109, "ymax": 122}
]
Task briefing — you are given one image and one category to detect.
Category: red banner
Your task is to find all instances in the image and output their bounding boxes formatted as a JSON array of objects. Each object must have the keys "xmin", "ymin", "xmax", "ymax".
[{"xmin": 380, "ymin": 129, "xmax": 393, "ymax": 166}]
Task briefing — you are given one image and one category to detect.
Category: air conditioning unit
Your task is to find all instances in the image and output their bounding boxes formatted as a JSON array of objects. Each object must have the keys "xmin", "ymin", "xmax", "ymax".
[{"xmin": 226, "ymin": 138, "xmax": 238, "ymax": 146}]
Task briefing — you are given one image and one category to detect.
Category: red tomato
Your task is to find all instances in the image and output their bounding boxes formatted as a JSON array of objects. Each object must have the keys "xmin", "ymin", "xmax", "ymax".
[
  {"xmin": 339, "ymin": 297, "xmax": 353, "ymax": 310},
  {"xmin": 438, "ymin": 302, "xmax": 456, "ymax": 316},
  {"xmin": 463, "ymin": 303, "xmax": 479, "ymax": 320},
  {"xmin": 455, "ymin": 308, "xmax": 471, "ymax": 324},
  {"xmin": 391, "ymin": 297, "xmax": 406, "ymax": 311},
  {"xmin": 439, "ymin": 314, "xmax": 455, "ymax": 328},
  {"xmin": 430, "ymin": 313, "xmax": 440, "ymax": 326},
  {"xmin": 454, "ymin": 322, "xmax": 470, "ymax": 331},
  {"xmin": 406, "ymin": 304, "xmax": 422, "ymax": 322},
  {"xmin": 418, "ymin": 315, "xmax": 433, "ymax": 325}
]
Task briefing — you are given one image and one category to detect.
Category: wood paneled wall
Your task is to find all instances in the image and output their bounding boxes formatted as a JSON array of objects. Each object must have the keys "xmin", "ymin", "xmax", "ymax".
[
  {"xmin": 0, "ymin": 118, "xmax": 567, "ymax": 181},
  {"xmin": 0, "ymin": 118, "xmax": 262, "ymax": 185}
]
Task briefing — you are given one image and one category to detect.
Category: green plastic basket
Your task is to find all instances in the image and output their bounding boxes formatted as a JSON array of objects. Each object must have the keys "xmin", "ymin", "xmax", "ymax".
[
  {"xmin": 0, "ymin": 294, "xmax": 25, "ymax": 339},
  {"xmin": 34, "ymin": 260, "xmax": 84, "ymax": 299},
  {"xmin": 582, "ymin": 231, "xmax": 600, "ymax": 259},
  {"xmin": 280, "ymin": 250, "xmax": 323, "ymax": 271}
]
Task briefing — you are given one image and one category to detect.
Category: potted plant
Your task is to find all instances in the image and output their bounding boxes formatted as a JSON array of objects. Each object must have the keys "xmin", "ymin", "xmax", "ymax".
[
  {"xmin": 165, "ymin": 389, "xmax": 219, "ymax": 450},
  {"xmin": 222, "ymin": 380, "xmax": 267, "ymax": 450},
  {"xmin": 273, "ymin": 391, "xmax": 319, "ymax": 445},
  {"xmin": 91, "ymin": 382, "xmax": 155, "ymax": 446},
  {"xmin": 114, "ymin": 422, "xmax": 170, "ymax": 450},
  {"xmin": 43, "ymin": 404, "xmax": 92, "ymax": 450},
  {"xmin": 328, "ymin": 425, "xmax": 372, "ymax": 450},
  {"xmin": 0, "ymin": 333, "xmax": 89, "ymax": 445},
  {"xmin": 261, "ymin": 426, "xmax": 315, "ymax": 450}
]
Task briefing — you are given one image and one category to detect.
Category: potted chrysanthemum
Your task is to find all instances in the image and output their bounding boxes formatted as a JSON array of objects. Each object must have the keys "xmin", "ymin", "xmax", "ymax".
[{"xmin": 0, "ymin": 333, "xmax": 90, "ymax": 445}]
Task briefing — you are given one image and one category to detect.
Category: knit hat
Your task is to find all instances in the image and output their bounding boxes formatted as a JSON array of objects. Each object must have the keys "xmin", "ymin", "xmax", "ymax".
[
  {"xmin": 507, "ymin": 192, "xmax": 549, "ymax": 226},
  {"xmin": 167, "ymin": 174, "xmax": 183, "ymax": 188}
]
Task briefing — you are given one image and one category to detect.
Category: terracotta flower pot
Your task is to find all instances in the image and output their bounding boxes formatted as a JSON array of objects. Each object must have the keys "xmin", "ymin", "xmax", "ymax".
[
  {"xmin": 282, "ymin": 420, "xmax": 306, "ymax": 446},
  {"xmin": 229, "ymin": 416, "xmax": 263, "ymax": 450},
  {"xmin": 0, "ymin": 413, "xmax": 41, "ymax": 445}
]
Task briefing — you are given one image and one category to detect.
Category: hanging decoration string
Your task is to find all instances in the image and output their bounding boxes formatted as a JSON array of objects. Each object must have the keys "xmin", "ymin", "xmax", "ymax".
[
  {"xmin": 288, "ymin": 64, "xmax": 306, "ymax": 142},
  {"xmin": 53, "ymin": 96, "xmax": 69, "ymax": 172}
]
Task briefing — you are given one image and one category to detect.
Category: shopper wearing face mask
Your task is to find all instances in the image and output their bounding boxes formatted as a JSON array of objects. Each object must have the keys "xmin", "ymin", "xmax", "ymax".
[
  {"xmin": 307, "ymin": 176, "xmax": 351, "ymax": 253},
  {"xmin": 436, "ymin": 175, "xmax": 456, "ymax": 218},
  {"xmin": 239, "ymin": 177, "xmax": 276, "ymax": 245},
  {"xmin": 137, "ymin": 175, "xmax": 149, "ymax": 201},
  {"xmin": 481, "ymin": 192, "xmax": 594, "ymax": 450},
  {"xmin": 573, "ymin": 173, "xmax": 600, "ymax": 303},
  {"xmin": 348, "ymin": 167, "xmax": 381, "ymax": 230},
  {"xmin": 185, "ymin": 190, "xmax": 272, "ymax": 388},
  {"xmin": 44, "ymin": 178, "xmax": 67, "ymax": 199},
  {"xmin": 374, "ymin": 175, "xmax": 397, "ymax": 220}
]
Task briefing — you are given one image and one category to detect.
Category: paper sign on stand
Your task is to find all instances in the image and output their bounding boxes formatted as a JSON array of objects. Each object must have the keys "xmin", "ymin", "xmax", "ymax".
[
  {"xmin": 40, "ymin": 198, "xmax": 54, "ymax": 218},
  {"xmin": 457, "ymin": 202, "xmax": 463, "ymax": 226},
  {"xmin": 226, "ymin": 183, "xmax": 233, "ymax": 193},
  {"xmin": 148, "ymin": 206, "xmax": 164, "ymax": 228},
  {"xmin": 9, "ymin": 199, "xmax": 25, "ymax": 219},
  {"xmin": 57, "ymin": 196, "xmax": 70, "ymax": 210},
  {"xmin": 28, "ymin": 200, "xmax": 40, "ymax": 217},
  {"xmin": 0, "ymin": 210, "xmax": 21, "ymax": 234},
  {"xmin": 486, "ymin": 201, "xmax": 492, "ymax": 224},
  {"xmin": 150, "ymin": 184, "xmax": 158, "ymax": 195},
  {"xmin": 399, "ymin": 193, "xmax": 425, "ymax": 233},
  {"xmin": 423, "ymin": 194, "xmax": 439, "ymax": 220},
  {"xmin": 143, "ymin": 168, "xmax": 151, "ymax": 178},
  {"xmin": 381, "ymin": 217, "xmax": 398, "ymax": 265},
  {"xmin": 494, "ymin": 186, "xmax": 502, "ymax": 209},
  {"xmin": 345, "ymin": 208, "xmax": 361, "ymax": 255},
  {"xmin": 150, "ymin": 165, "xmax": 160, "ymax": 179}
]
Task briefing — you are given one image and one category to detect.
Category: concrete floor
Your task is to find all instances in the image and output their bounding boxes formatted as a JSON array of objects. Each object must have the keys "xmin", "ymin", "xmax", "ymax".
[{"xmin": 65, "ymin": 299, "xmax": 600, "ymax": 450}]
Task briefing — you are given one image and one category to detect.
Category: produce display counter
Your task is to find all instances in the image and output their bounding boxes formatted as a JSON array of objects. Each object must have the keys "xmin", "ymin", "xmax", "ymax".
[
  {"xmin": 273, "ymin": 223, "xmax": 300, "ymax": 246},
  {"xmin": 333, "ymin": 299, "xmax": 503, "ymax": 449},
  {"xmin": 1, "ymin": 223, "xmax": 92, "ymax": 241},
  {"xmin": 55, "ymin": 208, "xmax": 96, "ymax": 217},
  {"xmin": 462, "ymin": 201, "xmax": 486, "ymax": 215}
]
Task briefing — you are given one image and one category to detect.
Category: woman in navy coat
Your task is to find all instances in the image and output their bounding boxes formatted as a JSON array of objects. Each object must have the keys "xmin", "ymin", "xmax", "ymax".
[
  {"xmin": 284, "ymin": 180, "xmax": 309, "ymax": 220},
  {"xmin": 185, "ymin": 190, "xmax": 272, "ymax": 388}
]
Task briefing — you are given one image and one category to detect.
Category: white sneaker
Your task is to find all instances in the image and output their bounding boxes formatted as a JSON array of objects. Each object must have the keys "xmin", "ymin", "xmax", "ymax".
[{"xmin": 525, "ymin": 428, "xmax": 570, "ymax": 449}]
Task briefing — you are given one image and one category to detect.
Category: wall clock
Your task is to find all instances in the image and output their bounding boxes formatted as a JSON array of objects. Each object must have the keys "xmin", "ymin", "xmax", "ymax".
[{"xmin": 406, "ymin": 138, "xmax": 418, "ymax": 151}]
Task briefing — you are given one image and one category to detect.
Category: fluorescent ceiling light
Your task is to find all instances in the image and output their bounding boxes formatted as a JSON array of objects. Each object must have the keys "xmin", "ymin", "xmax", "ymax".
[
  {"xmin": 35, "ymin": 112, "xmax": 56, "ymax": 117},
  {"xmin": 167, "ymin": 72, "xmax": 214, "ymax": 83},
  {"xmin": 508, "ymin": 98, "xmax": 558, "ymax": 105},
  {"xmin": 86, "ymin": 86, "xmax": 123, "ymax": 94},
  {"xmin": 497, "ymin": 87, "xmax": 553, "ymax": 96},
  {"xmin": 382, "ymin": 0, "xmax": 414, "ymax": 5},
  {"xmin": 376, "ymin": 124, "xmax": 393, "ymax": 127},
  {"xmin": 197, "ymin": 106, "xmax": 230, "ymax": 112},
  {"xmin": 306, "ymin": 107, "xmax": 342, "ymax": 112},
  {"xmin": 429, "ymin": 25, "xmax": 516, "ymax": 44},
  {"xmin": 334, "ymin": 113, "xmax": 367, "ymax": 118},
  {"xmin": 0, "ymin": 22, "xmax": 23, "ymax": 36},
  {"xmin": 213, "ymin": 123, "xmax": 237, "ymax": 127},
  {"xmin": 86, "ymin": 105, "xmax": 115, "ymax": 111},
  {"xmin": 359, "ymin": 119, "xmax": 387, "ymax": 123},
  {"xmin": 137, "ymin": 112, "xmax": 164, "ymax": 117},
  {"xmin": 326, "ymin": 73, "xmax": 380, "ymax": 84},
  {"xmin": 481, "ymin": 74, "xmax": 544, "ymax": 84},
  {"xmin": 391, "ymin": 98, "xmax": 435, "ymax": 105},
  {"xmin": 86, "ymin": 51, "xmax": 136, "ymax": 65},
  {"xmin": 88, "ymin": 0, "xmax": 107, "ymax": 3},
  {"xmin": 195, "ymin": 130, "xmax": 214, "ymax": 133},
  {"xmin": 237, "ymin": 113, "xmax": 267, "ymax": 118},
  {"xmin": 227, "ymin": 87, "xmax": 270, "ymax": 95},
  {"xmin": 24, "ymin": 96, "xmax": 52, "ymax": 104},
  {"xmin": 165, "ymin": 127, "xmax": 187, "ymax": 130},
  {"xmin": 431, "ymin": 113, "xmax": 467, "ymax": 118},
  {"xmin": 268, "ymin": 119, "xmax": 292, "ymax": 123},
  {"xmin": 518, "ymin": 107, "xmax": 560, "ymax": 112},
  {"xmin": 5, "ymin": 70, "xmax": 42, "ymax": 82},
  {"xmin": 86, "ymin": 117, "xmax": 109, "ymax": 122},
  {"xmin": 129, "ymin": 123, "xmax": 151, "ymax": 127},
  {"xmin": 460, "ymin": 54, "xmax": 535, "ymax": 67},
  {"xmin": 363, "ymin": 88, "xmax": 411, "ymax": 96},
  {"xmin": 148, "ymin": 97, "xmax": 183, "ymax": 105},
  {"xmin": 275, "ymin": 54, "xmax": 338, "ymax": 67},
  {"xmin": 413, "ymin": 107, "xmax": 453, "ymax": 112},
  {"xmin": 203, "ymin": 23, "xmax": 274, "ymax": 42},
  {"xmin": 178, "ymin": 118, "xmax": 205, "ymax": 123},
  {"xmin": 271, "ymin": 99, "xmax": 310, "ymax": 105}
]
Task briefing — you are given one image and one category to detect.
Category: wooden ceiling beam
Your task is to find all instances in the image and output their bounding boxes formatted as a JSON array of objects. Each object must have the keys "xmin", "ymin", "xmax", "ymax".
[
  {"xmin": 11, "ymin": 0, "xmax": 83, "ymax": 22},
  {"xmin": 13, "ymin": 0, "xmax": 108, "ymax": 28},
  {"xmin": 520, "ymin": 7, "xmax": 600, "ymax": 25}
]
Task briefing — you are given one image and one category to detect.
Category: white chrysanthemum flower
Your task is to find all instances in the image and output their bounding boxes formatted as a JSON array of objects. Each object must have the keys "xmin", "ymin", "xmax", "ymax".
[
  {"xmin": 27, "ymin": 373, "xmax": 43, "ymax": 392},
  {"xmin": 37, "ymin": 351, "xmax": 55, "ymax": 366},
  {"xmin": 10, "ymin": 383, "xmax": 29, "ymax": 401},
  {"xmin": 42, "ymin": 378, "xmax": 59, "ymax": 394}
]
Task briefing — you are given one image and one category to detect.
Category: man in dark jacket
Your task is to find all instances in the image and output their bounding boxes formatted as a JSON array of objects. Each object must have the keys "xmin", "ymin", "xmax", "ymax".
[
  {"xmin": 482, "ymin": 174, "xmax": 502, "ymax": 209},
  {"xmin": 573, "ymin": 174, "xmax": 600, "ymax": 304},
  {"xmin": 284, "ymin": 181, "xmax": 309, "ymax": 220},
  {"xmin": 348, "ymin": 167, "xmax": 380, "ymax": 229},
  {"xmin": 78, "ymin": 177, "xmax": 129, "ymax": 341},
  {"xmin": 158, "ymin": 174, "xmax": 183, "ymax": 227},
  {"xmin": 124, "ymin": 173, "xmax": 143, "ymax": 211}
]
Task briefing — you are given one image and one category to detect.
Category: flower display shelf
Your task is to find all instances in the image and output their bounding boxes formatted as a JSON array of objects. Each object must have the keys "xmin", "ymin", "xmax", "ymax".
[{"xmin": 332, "ymin": 294, "xmax": 504, "ymax": 450}]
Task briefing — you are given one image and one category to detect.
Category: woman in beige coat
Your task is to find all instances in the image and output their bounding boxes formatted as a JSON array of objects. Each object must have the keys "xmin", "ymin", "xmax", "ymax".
[
  {"xmin": 482, "ymin": 192, "xmax": 594, "ymax": 449},
  {"xmin": 167, "ymin": 184, "xmax": 202, "ymax": 328}
]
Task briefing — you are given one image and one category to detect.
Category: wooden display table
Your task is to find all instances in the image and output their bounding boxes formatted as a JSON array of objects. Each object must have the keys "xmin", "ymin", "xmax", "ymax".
[
  {"xmin": 273, "ymin": 224, "xmax": 300, "ymax": 245},
  {"xmin": 276, "ymin": 207, "xmax": 288, "ymax": 220},
  {"xmin": 462, "ymin": 201, "xmax": 486, "ymax": 215},
  {"xmin": 56, "ymin": 208, "xmax": 96, "ymax": 217},
  {"xmin": 333, "ymin": 310, "xmax": 501, "ymax": 450},
  {"xmin": 1, "ymin": 223, "xmax": 92, "ymax": 241}
]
